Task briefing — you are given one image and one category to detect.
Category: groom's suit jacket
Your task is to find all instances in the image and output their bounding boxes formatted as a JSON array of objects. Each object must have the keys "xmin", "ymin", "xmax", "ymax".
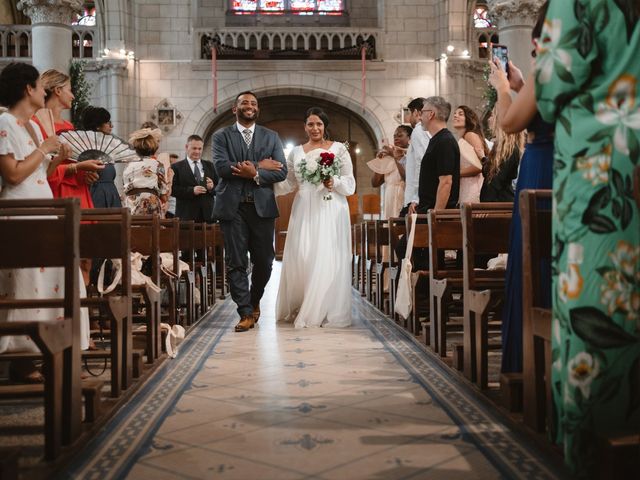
[{"xmin": 211, "ymin": 124, "xmax": 287, "ymax": 221}]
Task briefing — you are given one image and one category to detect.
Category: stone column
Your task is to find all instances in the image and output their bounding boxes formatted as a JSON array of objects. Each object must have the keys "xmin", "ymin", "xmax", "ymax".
[
  {"xmin": 17, "ymin": 0, "xmax": 82, "ymax": 73},
  {"xmin": 488, "ymin": 0, "xmax": 545, "ymax": 78}
]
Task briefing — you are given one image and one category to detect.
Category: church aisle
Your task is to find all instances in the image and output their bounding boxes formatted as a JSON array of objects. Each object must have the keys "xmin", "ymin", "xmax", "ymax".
[{"xmin": 67, "ymin": 263, "xmax": 562, "ymax": 480}]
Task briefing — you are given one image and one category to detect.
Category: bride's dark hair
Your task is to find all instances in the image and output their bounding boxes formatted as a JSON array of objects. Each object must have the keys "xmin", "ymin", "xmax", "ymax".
[{"xmin": 304, "ymin": 107, "xmax": 331, "ymax": 140}]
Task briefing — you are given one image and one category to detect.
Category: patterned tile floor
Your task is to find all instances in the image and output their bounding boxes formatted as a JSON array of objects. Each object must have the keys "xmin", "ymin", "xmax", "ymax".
[{"xmin": 112, "ymin": 262, "xmax": 547, "ymax": 480}]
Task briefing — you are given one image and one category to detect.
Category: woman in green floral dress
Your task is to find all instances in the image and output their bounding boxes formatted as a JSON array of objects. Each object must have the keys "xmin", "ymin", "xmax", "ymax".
[{"xmin": 534, "ymin": 0, "xmax": 640, "ymax": 475}]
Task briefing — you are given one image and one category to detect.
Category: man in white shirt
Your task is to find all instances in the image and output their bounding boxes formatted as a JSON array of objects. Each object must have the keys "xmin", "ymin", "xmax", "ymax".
[{"xmin": 401, "ymin": 97, "xmax": 431, "ymax": 215}]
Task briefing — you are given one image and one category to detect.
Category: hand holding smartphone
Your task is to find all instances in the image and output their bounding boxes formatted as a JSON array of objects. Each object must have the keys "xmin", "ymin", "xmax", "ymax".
[{"xmin": 491, "ymin": 44, "xmax": 509, "ymax": 77}]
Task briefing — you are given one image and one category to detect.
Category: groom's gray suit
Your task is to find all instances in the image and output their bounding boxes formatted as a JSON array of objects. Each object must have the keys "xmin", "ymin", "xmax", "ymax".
[{"xmin": 212, "ymin": 124, "xmax": 287, "ymax": 319}]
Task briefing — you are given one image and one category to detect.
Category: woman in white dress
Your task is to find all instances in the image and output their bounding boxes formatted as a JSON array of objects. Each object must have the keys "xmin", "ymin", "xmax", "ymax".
[
  {"xmin": 452, "ymin": 106, "xmax": 490, "ymax": 203},
  {"xmin": 0, "ymin": 62, "xmax": 91, "ymax": 381},
  {"xmin": 275, "ymin": 107, "xmax": 356, "ymax": 328}
]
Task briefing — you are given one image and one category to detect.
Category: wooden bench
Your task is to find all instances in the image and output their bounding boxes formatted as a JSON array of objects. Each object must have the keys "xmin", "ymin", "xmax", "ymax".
[
  {"xmin": 374, "ymin": 220, "xmax": 389, "ymax": 313},
  {"xmin": 80, "ymin": 208, "xmax": 133, "ymax": 397},
  {"xmin": 213, "ymin": 224, "xmax": 228, "ymax": 299},
  {"xmin": 364, "ymin": 221, "xmax": 377, "ymax": 304},
  {"xmin": 205, "ymin": 223, "xmax": 217, "ymax": 310},
  {"xmin": 461, "ymin": 203, "xmax": 512, "ymax": 389},
  {"xmin": 0, "ymin": 198, "xmax": 82, "ymax": 460},
  {"xmin": 520, "ymin": 190, "xmax": 552, "ymax": 433},
  {"xmin": 178, "ymin": 221, "xmax": 197, "ymax": 327},
  {"xmin": 386, "ymin": 217, "xmax": 405, "ymax": 321},
  {"xmin": 193, "ymin": 222, "xmax": 210, "ymax": 316},
  {"xmin": 407, "ymin": 214, "xmax": 430, "ymax": 337}
]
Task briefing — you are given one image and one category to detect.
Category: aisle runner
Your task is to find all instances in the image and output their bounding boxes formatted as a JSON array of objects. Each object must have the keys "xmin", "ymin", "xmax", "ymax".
[
  {"xmin": 64, "ymin": 300, "xmax": 236, "ymax": 479},
  {"xmin": 65, "ymin": 292, "xmax": 563, "ymax": 479}
]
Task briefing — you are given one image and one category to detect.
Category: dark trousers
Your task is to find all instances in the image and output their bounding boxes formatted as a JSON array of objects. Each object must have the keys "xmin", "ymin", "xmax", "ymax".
[{"xmin": 219, "ymin": 202, "xmax": 275, "ymax": 318}]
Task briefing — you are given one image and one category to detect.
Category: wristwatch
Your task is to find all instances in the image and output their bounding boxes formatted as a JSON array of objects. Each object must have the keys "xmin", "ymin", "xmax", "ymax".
[{"xmin": 253, "ymin": 172, "xmax": 260, "ymax": 185}]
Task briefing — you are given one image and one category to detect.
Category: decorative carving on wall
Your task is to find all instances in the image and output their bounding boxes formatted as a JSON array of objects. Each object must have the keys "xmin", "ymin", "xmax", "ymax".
[
  {"xmin": 487, "ymin": 0, "xmax": 545, "ymax": 25},
  {"xmin": 17, "ymin": 0, "xmax": 83, "ymax": 25},
  {"xmin": 149, "ymin": 99, "xmax": 183, "ymax": 133}
]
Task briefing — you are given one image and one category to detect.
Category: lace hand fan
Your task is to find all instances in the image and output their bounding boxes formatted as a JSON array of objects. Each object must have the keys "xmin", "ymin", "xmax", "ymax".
[{"xmin": 59, "ymin": 130, "xmax": 140, "ymax": 164}]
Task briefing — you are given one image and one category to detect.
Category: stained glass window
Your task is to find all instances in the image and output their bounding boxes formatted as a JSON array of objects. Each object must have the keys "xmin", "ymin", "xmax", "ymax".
[
  {"xmin": 474, "ymin": 6, "xmax": 493, "ymax": 28},
  {"xmin": 72, "ymin": 2, "xmax": 96, "ymax": 26},
  {"xmin": 231, "ymin": 0, "xmax": 344, "ymax": 15}
]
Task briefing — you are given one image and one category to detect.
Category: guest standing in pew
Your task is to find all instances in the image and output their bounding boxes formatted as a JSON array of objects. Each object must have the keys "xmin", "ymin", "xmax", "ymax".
[
  {"xmin": 402, "ymin": 97, "xmax": 431, "ymax": 216},
  {"xmin": 171, "ymin": 134, "xmax": 217, "ymax": 224},
  {"xmin": 488, "ymin": 1, "xmax": 553, "ymax": 376},
  {"xmin": 452, "ymin": 105, "xmax": 489, "ymax": 203},
  {"xmin": 33, "ymin": 70, "xmax": 104, "ymax": 208},
  {"xmin": 122, "ymin": 127, "xmax": 167, "ymax": 216},
  {"xmin": 480, "ymin": 106, "xmax": 524, "ymax": 202},
  {"xmin": 394, "ymin": 96, "xmax": 460, "ymax": 271},
  {"xmin": 367, "ymin": 124, "xmax": 411, "ymax": 219},
  {"xmin": 82, "ymin": 106, "xmax": 121, "ymax": 209},
  {"xmin": 0, "ymin": 62, "xmax": 91, "ymax": 381},
  {"xmin": 535, "ymin": 0, "xmax": 640, "ymax": 475}
]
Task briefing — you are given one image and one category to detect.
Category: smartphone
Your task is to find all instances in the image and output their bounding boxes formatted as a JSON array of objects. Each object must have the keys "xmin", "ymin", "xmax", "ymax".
[{"xmin": 491, "ymin": 44, "xmax": 509, "ymax": 76}]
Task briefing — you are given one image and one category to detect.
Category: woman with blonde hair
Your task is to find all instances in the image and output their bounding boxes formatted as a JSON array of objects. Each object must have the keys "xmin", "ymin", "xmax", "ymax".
[
  {"xmin": 122, "ymin": 127, "xmax": 167, "ymax": 215},
  {"xmin": 33, "ymin": 69, "xmax": 103, "ymax": 209},
  {"xmin": 480, "ymin": 106, "xmax": 525, "ymax": 202}
]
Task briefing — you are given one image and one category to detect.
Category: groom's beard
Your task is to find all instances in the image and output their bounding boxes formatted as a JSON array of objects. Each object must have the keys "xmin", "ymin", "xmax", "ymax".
[{"xmin": 238, "ymin": 107, "xmax": 259, "ymax": 123}]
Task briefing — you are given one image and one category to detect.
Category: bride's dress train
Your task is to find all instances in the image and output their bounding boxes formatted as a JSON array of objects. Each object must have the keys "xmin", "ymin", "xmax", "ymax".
[{"xmin": 275, "ymin": 142, "xmax": 356, "ymax": 328}]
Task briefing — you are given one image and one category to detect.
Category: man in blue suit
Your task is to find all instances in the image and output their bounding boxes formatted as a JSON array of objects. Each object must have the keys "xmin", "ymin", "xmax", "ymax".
[{"xmin": 212, "ymin": 91, "xmax": 287, "ymax": 332}]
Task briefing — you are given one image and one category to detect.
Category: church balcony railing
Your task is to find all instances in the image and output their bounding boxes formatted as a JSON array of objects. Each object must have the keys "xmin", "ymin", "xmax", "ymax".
[
  {"xmin": 196, "ymin": 27, "xmax": 380, "ymax": 61},
  {"xmin": 0, "ymin": 25, "xmax": 98, "ymax": 60}
]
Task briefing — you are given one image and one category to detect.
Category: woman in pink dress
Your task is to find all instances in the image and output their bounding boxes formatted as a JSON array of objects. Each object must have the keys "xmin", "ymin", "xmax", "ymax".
[{"xmin": 452, "ymin": 105, "xmax": 489, "ymax": 203}]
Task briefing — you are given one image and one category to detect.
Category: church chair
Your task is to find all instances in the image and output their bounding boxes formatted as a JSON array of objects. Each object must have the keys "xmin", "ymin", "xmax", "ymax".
[
  {"xmin": 461, "ymin": 203, "xmax": 512, "ymax": 390},
  {"xmin": 0, "ymin": 198, "xmax": 82, "ymax": 460},
  {"xmin": 361, "ymin": 193, "xmax": 381, "ymax": 220},
  {"xmin": 386, "ymin": 217, "xmax": 405, "ymax": 323},
  {"xmin": 520, "ymin": 190, "xmax": 553, "ymax": 433}
]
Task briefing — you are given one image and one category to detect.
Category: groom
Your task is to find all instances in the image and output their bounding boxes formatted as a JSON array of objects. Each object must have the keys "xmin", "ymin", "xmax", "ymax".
[{"xmin": 212, "ymin": 91, "xmax": 287, "ymax": 332}]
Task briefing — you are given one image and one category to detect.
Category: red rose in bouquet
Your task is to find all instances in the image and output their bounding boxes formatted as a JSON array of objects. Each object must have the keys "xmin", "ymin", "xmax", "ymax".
[{"xmin": 319, "ymin": 152, "xmax": 335, "ymax": 167}]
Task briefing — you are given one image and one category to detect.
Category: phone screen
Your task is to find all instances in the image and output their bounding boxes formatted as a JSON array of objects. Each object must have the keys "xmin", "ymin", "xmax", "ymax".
[{"xmin": 492, "ymin": 45, "xmax": 509, "ymax": 73}]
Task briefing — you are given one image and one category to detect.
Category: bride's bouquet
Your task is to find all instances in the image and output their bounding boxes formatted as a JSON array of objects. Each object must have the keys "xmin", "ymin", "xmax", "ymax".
[{"xmin": 297, "ymin": 151, "xmax": 341, "ymax": 200}]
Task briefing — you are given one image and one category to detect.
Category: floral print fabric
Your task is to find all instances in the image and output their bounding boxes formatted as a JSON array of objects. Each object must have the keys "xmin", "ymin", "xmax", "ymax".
[{"xmin": 535, "ymin": 0, "xmax": 640, "ymax": 475}]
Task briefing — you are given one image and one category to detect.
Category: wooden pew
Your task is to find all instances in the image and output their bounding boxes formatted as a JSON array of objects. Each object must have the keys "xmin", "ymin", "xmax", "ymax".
[
  {"xmin": 364, "ymin": 221, "xmax": 377, "ymax": 303},
  {"xmin": 427, "ymin": 209, "xmax": 462, "ymax": 354},
  {"xmin": 193, "ymin": 222, "xmax": 209, "ymax": 315},
  {"xmin": 520, "ymin": 190, "xmax": 552, "ymax": 433},
  {"xmin": 407, "ymin": 214, "xmax": 430, "ymax": 336},
  {"xmin": 386, "ymin": 217, "xmax": 404, "ymax": 320},
  {"xmin": 213, "ymin": 224, "xmax": 228, "ymax": 299},
  {"xmin": 352, "ymin": 223, "xmax": 359, "ymax": 288},
  {"xmin": 178, "ymin": 221, "xmax": 197, "ymax": 327},
  {"xmin": 461, "ymin": 203, "xmax": 512, "ymax": 389},
  {"xmin": 158, "ymin": 218, "xmax": 180, "ymax": 326},
  {"xmin": 374, "ymin": 220, "xmax": 389, "ymax": 313},
  {"xmin": 205, "ymin": 223, "xmax": 217, "ymax": 310},
  {"xmin": 130, "ymin": 215, "xmax": 162, "ymax": 363},
  {"xmin": 0, "ymin": 198, "xmax": 82, "ymax": 460},
  {"xmin": 80, "ymin": 208, "xmax": 133, "ymax": 397}
]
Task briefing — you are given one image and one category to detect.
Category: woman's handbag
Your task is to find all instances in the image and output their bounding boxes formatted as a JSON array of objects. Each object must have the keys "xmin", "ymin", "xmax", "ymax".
[{"xmin": 395, "ymin": 214, "xmax": 417, "ymax": 320}]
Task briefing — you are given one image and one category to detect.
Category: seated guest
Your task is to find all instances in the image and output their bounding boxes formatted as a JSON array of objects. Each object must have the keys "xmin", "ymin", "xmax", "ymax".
[
  {"xmin": 480, "ymin": 106, "xmax": 524, "ymax": 202},
  {"xmin": 0, "ymin": 62, "xmax": 91, "ymax": 381},
  {"xmin": 82, "ymin": 106, "xmax": 121, "ymax": 208},
  {"xmin": 367, "ymin": 124, "xmax": 412, "ymax": 219},
  {"xmin": 452, "ymin": 105, "xmax": 489, "ymax": 203},
  {"xmin": 122, "ymin": 127, "xmax": 167, "ymax": 215}
]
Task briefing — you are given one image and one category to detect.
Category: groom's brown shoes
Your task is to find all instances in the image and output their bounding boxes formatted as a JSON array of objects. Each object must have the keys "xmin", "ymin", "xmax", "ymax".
[
  {"xmin": 235, "ymin": 315, "xmax": 255, "ymax": 332},
  {"xmin": 252, "ymin": 306, "xmax": 261, "ymax": 324}
]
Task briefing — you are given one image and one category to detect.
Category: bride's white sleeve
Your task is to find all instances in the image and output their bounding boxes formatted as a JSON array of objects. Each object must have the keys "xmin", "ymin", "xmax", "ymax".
[
  {"xmin": 333, "ymin": 144, "xmax": 356, "ymax": 197},
  {"xmin": 274, "ymin": 148, "xmax": 298, "ymax": 196}
]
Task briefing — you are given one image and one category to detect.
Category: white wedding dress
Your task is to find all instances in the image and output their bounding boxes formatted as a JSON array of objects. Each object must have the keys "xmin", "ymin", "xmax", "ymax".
[{"xmin": 275, "ymin": 142, "xmax": 356, "ymax": 328}]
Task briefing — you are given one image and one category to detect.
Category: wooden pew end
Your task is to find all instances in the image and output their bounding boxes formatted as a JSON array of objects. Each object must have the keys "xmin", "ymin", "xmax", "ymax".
[
  {"xmin": 597, "ymin": 431, "xmax": 640, "ymax": 479},
  {"xmin": 0, "ymin": 447, "xmax": 20, "ymax": 480},
  {"xmin": 500, "ymin": 372, "xmax": 523, "ymax": 412},
  {"xmin": 452, "ymin": 343, "xmax": 464, "ymax": 371}
]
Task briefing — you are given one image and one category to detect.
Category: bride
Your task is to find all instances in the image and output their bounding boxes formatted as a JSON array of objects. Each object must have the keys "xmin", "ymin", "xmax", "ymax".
[{"xmin": 275, "ymin": 107, "xmax": 356, "ymax": 328}]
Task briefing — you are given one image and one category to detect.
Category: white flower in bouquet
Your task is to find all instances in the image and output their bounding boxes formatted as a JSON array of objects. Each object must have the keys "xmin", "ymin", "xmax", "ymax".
[
  {"xmin": 297, "ymin": 150, "xmax": 341, "ymax": 200},
  {"xmin": 305, "ymin": 158, "xmax": 319, "ymax": 173}
]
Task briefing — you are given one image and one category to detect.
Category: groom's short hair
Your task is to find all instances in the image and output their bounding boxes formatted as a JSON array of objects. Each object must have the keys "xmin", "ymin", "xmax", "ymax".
[{"xmin": 235, "ymin": 90, "xmax": 258, "ymax": 104}]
